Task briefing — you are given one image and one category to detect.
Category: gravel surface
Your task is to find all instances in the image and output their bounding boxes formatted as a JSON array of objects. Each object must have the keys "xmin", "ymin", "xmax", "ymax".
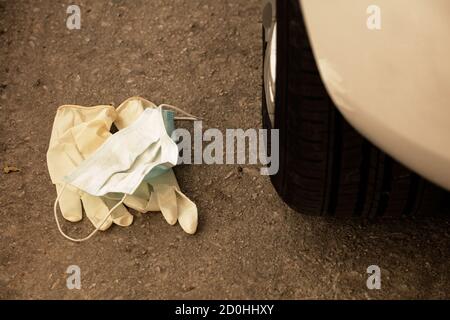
[{"xmin": 1, "ymin": 0, "xmax": 449, "ymax": 299}]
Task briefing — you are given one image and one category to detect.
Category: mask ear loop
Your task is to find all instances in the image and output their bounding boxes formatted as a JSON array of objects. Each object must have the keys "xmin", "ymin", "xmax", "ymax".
[
  {"xmin": 159, "ymin": 104, "xmax": 203, "ymax": 121},
  {"xmin": 54, "ymin": 183, "xmax": 128, "ymax": 243}
]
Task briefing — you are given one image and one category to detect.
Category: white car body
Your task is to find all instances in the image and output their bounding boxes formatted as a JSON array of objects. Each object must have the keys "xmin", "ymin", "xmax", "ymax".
[{"xmin": 296, "ymin": 0, "xmax": 450, "ymax": 191}]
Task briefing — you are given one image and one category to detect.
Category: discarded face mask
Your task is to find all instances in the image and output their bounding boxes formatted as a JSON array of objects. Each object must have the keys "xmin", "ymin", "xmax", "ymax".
[
  {"xmin": 52, "ymin": 98, "xmax": 199, "ymax": 242},
  {"xmin": 65, "ymin": 107, "xmax": 178, "ymax": 197},
  {"xmin": 114, "ymin": 97, "xmax": 198, "ymax": 234}
]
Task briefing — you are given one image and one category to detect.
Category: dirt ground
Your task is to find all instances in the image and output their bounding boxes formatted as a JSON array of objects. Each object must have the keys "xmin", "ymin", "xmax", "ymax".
[{"xmin": 1, "ymin": 0, "xmax": 449, "ymax": 300}]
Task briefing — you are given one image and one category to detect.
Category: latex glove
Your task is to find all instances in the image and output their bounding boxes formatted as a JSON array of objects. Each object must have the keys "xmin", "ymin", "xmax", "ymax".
[
  {"xmin": 47, "ymin": 104, "xmax": 133, "ymax": 230},
  {"xmin": 115, "ymin": 97, "xmax": 198, "ymax": 234},
  {"xmin": 125, "ymin": 169, "xmax": 198, "ymax": 234}
]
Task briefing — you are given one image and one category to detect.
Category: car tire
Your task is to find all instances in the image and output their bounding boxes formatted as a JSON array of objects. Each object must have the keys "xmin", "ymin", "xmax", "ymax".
[{"xmin": 262, "ymin": 0, "xmax": 449, "ymax": 217}]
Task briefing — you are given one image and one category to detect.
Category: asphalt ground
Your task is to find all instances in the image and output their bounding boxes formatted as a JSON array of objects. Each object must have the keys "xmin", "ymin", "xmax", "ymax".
[{"xmin": 0, "ymin": 0, "xmax": 449, "ymax": 299}]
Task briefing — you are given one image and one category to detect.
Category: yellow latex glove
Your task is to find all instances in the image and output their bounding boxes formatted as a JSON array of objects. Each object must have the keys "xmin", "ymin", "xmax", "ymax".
[
  {"xmin": 47, "ymin": 105, "xmax": 134, "ymax": 231},
  {"xmin": 115, "ymin": 97, "xmax": 198, "ymax": 234}
]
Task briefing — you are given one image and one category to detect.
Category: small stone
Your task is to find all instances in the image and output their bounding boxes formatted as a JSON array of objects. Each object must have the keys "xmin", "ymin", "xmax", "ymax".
[
  {"xmin": 50, "ymin": 281, "xmax": 59, "ymax": 290},
  {"xmin": 224, "ymin": 171, "xmax": 233, "ymax": 180},
  {"xmin": 182, "ymin": 284, "xmax": 195, "ymax": 292},
  {"xmin": 3, "ymin": 165, "xmax": 20, "ymax": 174}
]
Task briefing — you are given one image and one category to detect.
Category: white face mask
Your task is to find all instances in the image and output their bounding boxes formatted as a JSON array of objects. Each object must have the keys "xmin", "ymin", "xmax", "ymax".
[{"xmin": 65, "ymin": 107, "xmax": 178, "ymax": 197}]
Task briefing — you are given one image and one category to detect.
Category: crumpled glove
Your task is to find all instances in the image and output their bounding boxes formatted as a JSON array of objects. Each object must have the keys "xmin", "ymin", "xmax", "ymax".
[
  {"xmin": 115, "ymin": 97, "xmax": 198, "ymax": 234},
  {"xmin": 47, "ymin": 104, "xmax": 134, "ymax": 231}
]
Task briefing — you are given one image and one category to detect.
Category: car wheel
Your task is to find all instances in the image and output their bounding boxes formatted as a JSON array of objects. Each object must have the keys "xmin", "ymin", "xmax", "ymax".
[{"xmin": 262, "ymin": 0, "xmax": 449, "ymax": 217}]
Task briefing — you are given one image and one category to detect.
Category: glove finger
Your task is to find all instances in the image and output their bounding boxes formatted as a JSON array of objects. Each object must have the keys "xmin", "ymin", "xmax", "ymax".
[
  {"xmin": 175, "ymin": 190, "xmax": 198, "ymax": 235},
  {"xmin": 81, "ymin": 193, "xmax": 113, "ymax": 231},
  {"xmin": 103, "ymin": 198, "xmax": 134, "ymax": 227},
  {"xmin": 56, "ymin": 184, "xmax": 82, "ymax": 222},
  {"xmin": 154, "ymin": 185, "xmax": 178, "ymax": 225},
  {"xmin": 123, "ymin": 183, "xmax": 151, "ymax": 213},
  {"xmin": 145, "ymin": 189, "xmax": 160, "ymax": 212},
  {"xmin": 115, "ymin": 97, "xmax": 157, "ymax": 130},
  {"xmin": 124, "ymin": 195, "xmax": 148, "ymax": 213},
  {"xmin": 148, "ymin": 169, "xmax": 180, "ymax": 190}
]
